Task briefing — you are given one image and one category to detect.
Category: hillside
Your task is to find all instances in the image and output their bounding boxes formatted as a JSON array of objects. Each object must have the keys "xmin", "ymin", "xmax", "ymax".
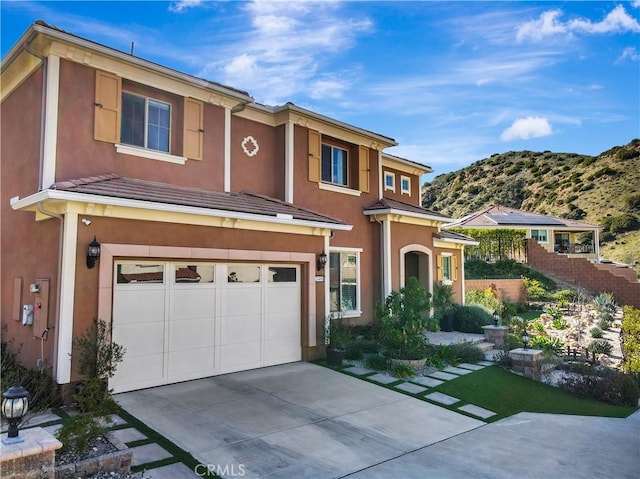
[{"xmin": 421, "ymin": 139, "xmax": 640, "ymax": 271}]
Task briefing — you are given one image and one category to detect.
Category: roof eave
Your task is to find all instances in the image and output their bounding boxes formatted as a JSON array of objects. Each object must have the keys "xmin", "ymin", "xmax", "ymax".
[
  {"xmin": 11, "ymin": 190, "xmax": 352, "ymax": 231},
  {"xmin": 363, "ymin": 207, "xmax": 452, "ymax": 223}
]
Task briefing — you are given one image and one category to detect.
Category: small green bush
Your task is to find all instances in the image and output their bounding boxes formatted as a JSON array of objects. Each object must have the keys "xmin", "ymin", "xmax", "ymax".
[
  {"xmin": 365, "ymin": 355, "xmax": 388, "ymax": 371},
  {"xmin": 558, "ymin": 367, "xmax": 639, "ymax": 406},
  {"xmin": 56, "ymin": 414, "xmax": 108, "ymax": 455},
  {"xmin": 544, "ymin": 306, "xmax": 563, "ymax": 321},
  {"xmin": 344, "ymin": 342, "xmax": 364, "ymax": 361},
  {"xmin": 529, "ymin": 336, "xmax": 564, "ymax": 355},
  {"xmin": 465, "ymin": 288, "xmax": 502, "ymax": 314},
  {"xmin": 452, "ymin": 305, "xmax": 494, "ymax": 333},
  {"xmin": 391, "ymin": 363, "xmax": 416, "ymax": 379},
  {"xmin": 588, "ymin": 339, "xmax": 614, "ymax": 356},
  {"xmin": 450, "ymin": 342, "xmax": 485, "ymax": 363},
  {"xmin": 597, "ymin": 318, "xmax": 610, "ymax": 330},
  {"xmin": 553, "ymin": 289, "xmax": 577, "ymax": 303},
  {"xmin": 590, "ymin": 327, "xmax": 604, "ymax": 338},
  {"xmin": 523, "ymin": 278, "xmax": 552, "ymax": 302},
  {"xmin": 552, "ymin": 317, "xmax": 569, "ymax": 330},
  {"xmin": 621, "ymin": 306, "xmax": 640, "ymax": 381}
]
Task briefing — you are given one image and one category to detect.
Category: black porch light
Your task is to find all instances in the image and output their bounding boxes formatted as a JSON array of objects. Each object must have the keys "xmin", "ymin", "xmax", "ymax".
[
  {"xmin": 522, "ymin": 329, "xmax": 530, "ymax": 349},
  {"xmin": 86, "ymin": 236, "xmax": 101, "ymax": 269},
  {"xmin": 2, "ymin": 381, "xmax": 29, "ymax": 444},
  {"xmin": 317, "ymin": 251, "xmax": 328, "ymax": 271},
  {"xmin": 493, "ymin": 310, "xmax": 500, "ymax": 326}
]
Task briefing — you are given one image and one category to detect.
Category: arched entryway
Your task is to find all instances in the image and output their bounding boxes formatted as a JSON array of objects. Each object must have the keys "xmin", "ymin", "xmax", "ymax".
[{"xmin": 399, "ymin": 244, "xmax": 432, "ymax": 292}]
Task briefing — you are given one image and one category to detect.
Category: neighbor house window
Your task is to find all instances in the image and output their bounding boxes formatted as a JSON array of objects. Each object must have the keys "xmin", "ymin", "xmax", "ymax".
[
  {"xmin": 401, "ymin": 176, "xmax": 411, "ymax": 195},
  {"xmin": 121, "ymin": 92, "xmax": 170, "ymax": 152},
  {"xmin": 329, "ymin": 251, "xmax": 360, "ymax": 314},
  {"xmin": 531, "ymin": 229, "xmax": 548, "ymax": 243},
  {"xmin": 437, "ymin": 254, "xmax": 457, "ymax": 284},
  {"xmin": 442, "ymin": 255, "xmax": 452, "ymax": 282},
  {"xmin": 322, "ymin": 144, "xmax": 348, "ymax": 186},
  {"xmin": 384, "ymin": 172, "xmax": 395, "ymax": 191}
]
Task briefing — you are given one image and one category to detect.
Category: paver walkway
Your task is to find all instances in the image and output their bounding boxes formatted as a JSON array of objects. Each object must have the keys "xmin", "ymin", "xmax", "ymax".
[{"xmin": 341, "ymin": 357, "xmax": 499, "ymax": 420}]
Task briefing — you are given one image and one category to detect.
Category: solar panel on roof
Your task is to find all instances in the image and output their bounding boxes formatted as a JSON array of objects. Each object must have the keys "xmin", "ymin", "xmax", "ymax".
[{"xmin": 485, "ymin": 214, "xmax": 564, "ymax": 226}]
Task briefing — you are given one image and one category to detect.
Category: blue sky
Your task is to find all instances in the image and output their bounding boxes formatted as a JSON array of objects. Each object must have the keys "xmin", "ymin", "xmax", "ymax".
[{"xmin": 2, "ymin": 1, "xmax": 639, "ymax": 181}]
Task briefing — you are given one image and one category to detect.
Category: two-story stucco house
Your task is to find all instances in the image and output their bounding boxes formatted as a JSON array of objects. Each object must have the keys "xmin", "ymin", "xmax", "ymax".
[{"xmin": 1, "ymin": 21, "xmax": 474, "ymax": 395}]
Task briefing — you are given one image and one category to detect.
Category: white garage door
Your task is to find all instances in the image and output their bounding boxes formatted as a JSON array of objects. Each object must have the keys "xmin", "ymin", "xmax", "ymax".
[{"xmin": 111, "ymin": 262, "xmax": 301, "ymax": 393}]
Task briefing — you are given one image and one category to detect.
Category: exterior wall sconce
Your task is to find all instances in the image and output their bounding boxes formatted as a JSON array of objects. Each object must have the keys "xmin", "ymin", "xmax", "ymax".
[
  {"xmin": 317, "ymin": 252, "xmax": 328, "ymax": 271},
  {"xmin": 87, "ymin": 236, "xmax": 101, "ymax": 269},
  {"xmin": 522, "ymin": 329, "xmax": 530, "ymax": 349},
  {"xmin": 2, "ymin": 381, "xmax": 29, "ymax": 444},
  {"xmin": 493, "ymin": 310, "xmax": 500, "ymax": 326}
]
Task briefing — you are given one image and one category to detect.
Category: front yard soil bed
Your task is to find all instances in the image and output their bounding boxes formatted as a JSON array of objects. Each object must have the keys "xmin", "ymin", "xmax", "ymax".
[{"xmin": 55, "ymin": 433, "xmax": 135, "ymax": 479}]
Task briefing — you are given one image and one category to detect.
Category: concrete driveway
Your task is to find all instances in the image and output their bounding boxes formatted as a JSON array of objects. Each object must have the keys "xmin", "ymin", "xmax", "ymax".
[{"xmin": 115, "ymin": 362, "xmax": 640, "ymax": 479}]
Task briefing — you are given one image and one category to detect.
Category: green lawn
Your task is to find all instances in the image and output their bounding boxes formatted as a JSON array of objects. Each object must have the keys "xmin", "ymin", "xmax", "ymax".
[{"xmin": 436, "ymin": 366, "xmax": 637, "ymax": 421}]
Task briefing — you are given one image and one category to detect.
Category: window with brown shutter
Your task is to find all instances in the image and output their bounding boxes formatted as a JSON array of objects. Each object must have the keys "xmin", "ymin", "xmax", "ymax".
[{"xmin": 94, "ymin": 70, "xmax": 121, "ymax": 143}]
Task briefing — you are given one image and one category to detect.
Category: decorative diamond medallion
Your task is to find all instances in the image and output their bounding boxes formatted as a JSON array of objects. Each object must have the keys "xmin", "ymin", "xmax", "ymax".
[{"xmin": 241, "ymin": 136, "xmax": 259, "ymax": 157}]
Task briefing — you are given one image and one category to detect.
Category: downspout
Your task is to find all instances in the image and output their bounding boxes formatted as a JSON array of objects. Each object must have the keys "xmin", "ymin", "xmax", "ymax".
[{"xmin": 37, "ymin": 203, "xmax": 63, "ymax": 378}]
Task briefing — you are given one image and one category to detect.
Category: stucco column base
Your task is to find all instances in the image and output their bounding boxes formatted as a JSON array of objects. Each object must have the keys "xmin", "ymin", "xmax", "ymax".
[
  {"xmin": 482, "ymin": 325, "xmax": 510, "ymax": 350},
  {"xmin": 509, "ymin": 348, "xmax": 543, "ymax": 381},
  {"xmin": 0, "ymin": 426, "xmax": 62, "ymax": 479}
]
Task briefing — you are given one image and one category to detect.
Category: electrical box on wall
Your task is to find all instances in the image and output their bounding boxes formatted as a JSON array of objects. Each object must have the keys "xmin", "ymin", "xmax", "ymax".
[{"xmin": 22, "ymin": 304, "xmax": 34, "ymax": 325}]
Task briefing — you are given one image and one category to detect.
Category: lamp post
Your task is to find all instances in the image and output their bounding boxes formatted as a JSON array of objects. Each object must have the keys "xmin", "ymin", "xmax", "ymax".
[
  {"xmin": 493, "ymin": 310, "xmax": 500, "ymax": 326},
  {"xmin": 522, "ymin": 330, "xmax": 530, "ymax": 350},
  {"xmin": 2, "ymin": 381, "xmax": 29, "ymax": 444}
]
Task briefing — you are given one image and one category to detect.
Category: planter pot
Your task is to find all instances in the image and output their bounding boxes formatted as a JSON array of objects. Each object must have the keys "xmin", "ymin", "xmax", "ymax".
[
  {"xmin": 439, "ymin": 314, "xmax": 454, "ymax": 332},
  {"xmin": 326, "ymin": 347, "xmax": 346, "ymax": 367}
]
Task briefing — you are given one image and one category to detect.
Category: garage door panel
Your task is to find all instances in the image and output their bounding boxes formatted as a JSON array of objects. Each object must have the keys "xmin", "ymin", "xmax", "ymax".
[
  {"xmin": 167, "ymin": 347, "xmax": 215, "ymax": 379},
  {"xmin": 264, "ymin": 312, "xmax": 300, "ymax": 339},
  {"xmin": 264, "ymin": 287, "xmax": 300, "ymax": 314},
  {"xmin": 113, "ymin": 289, "xmax": 165, "ymax": 324},
  {"xmin": 171, "ymin": 288, "xmax": 215, "ymax": 321},
  {"xmin": 222, "ymin": 288, "xmax": 262, "ymax": 316},
  {"xmin": 264, "ymin": 337, "xmax": 301, "ymax": 364},
  {"xmin": 168, "ymin": 317, "xmax": 214, "ymax": 351},
  {"xmin": 112, "ymin": 353, "xmax": 164, "ymax": 393},
  {"xmin": 220, "ymin": 342, "xmax": 262, "ymax": 372},
  {"xmin": 221, "ymin": 314, "xmax": 261, "ymax": 343},
  {"xmin": 113, "ymin": 322, "xmax": 165, "ymax": 357}
]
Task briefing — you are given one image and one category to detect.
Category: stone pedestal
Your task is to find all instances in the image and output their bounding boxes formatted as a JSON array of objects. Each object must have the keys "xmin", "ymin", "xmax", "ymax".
[
  {"xmin": 0, "ymin": 427, "xmax": 62, "ymax": 479},
  {"xmin": 509, "ymin": 348, "xmax": 543, "ymax": 381},
  {"xmin": 482, "ymin": 325, "xmax": 509, "ymax": 350}
]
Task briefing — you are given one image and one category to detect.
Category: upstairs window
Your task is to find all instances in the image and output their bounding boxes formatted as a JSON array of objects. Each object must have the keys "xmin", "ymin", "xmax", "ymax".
[
  {"xmin": 401, "ymin": 176, "xmax": 411, "ymax": 195},
  {"xmin": 121, "ymin": 92, "xmax": 171, "ymax": 152},
  {"xmin": 322, "ymin": 144, "xmax": 348, "ymax": 186},
  {"xmin": 531, "ymin": 229, "xmax": 548, "ymax": 243},
  {"xmin": 384, "ymin": 172, "xmax": 395, "ymax": 191}
]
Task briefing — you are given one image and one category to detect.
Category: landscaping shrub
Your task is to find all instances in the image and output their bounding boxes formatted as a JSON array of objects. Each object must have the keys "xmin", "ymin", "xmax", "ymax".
[
  {"xmin": 344, "ymin": 342, "xmax": 364, "ymax": 361},
  {"xmin": 451, "ymin": 305, "xmax": 494, "ymax": 333},
  {"xmin": 597, "ymin": 317, "xmax": 610, "ymax": 331},
  {"xmin": 450, "ymin": 342, "xmax": 485, "ymax": 363},
  {"xmin": 621, "ymin": 306, "xmax": 640, "ymax": 383},
  {"xmin": 523, "ymin": 277, "xmax": 552, "ymax": 302},
  {"xmin": 529, "ymin": 336, "xmax": 564, "ymax": 355},
  {"xmin": 552, "ymin": 317, "xmax": 569, "ymax": 330},
  {"xmin": 588, "ymin": 339, "xmax": 614, "ymax": 356},
  {"xmin": 590, "ymin": 327, "xmax": 604, "ymax": 338},
  {"xmin": 554, "ymin": 289, "xmax": 576, "ymax": 303},
  {"xmin": 593, "ymin": 292, "xmax": 617, "ymax": 322},
  {"xmin": 0, "ymin": 341, "xmax": 61, "ymax": 412},
  {"xmin": 365, "ymin": 355, "xmax": 388, "ymax": 371},
  {"xmin": 465, "ymin": 288, "xmax": 502, "ymax": 314},
  {"xmin": 391, "ymin": 362, "xmax": 416, "ymax": 379},
  {"xmin": 558, "ymin": 367, "xmax": 639, "ymax": 407},
  {"xmin": 56, "ymin": 413, "xmax": 108, "ymax": 455},
  {"xmin": 425, "ymin": 345, "xmax": 457, "ymax": 369}
]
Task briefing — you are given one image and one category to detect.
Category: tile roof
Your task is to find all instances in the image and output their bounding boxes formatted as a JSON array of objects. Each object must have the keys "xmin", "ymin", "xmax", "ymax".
[
  {"xmin": 446, "ymin": 205, "xmax": 599, "ymax": 229},
  {"xmin": 363, "ymin": 197, "xmax": 451, "ymax": 220},
  {"xmin": 51, "ymin": 174, "xmax": 346, "ymax": 226}
]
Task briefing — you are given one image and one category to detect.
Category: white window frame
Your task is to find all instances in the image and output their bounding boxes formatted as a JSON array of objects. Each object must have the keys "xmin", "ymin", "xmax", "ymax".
[
  {"xmin": 328, "ymin": 247, "xmax": 362, "ymax": 318},
  {"xmin": 321, "ymin": 143, "xmax": 349, "ymax": 186},
  {"xmin": 384, "ymin": 172, "xmax": 395, "ymax": 192},
  {"xmin": 121, "ymin": 91, "xmax": 172, "ymax": 154},
  {"xmin": 531, "ymin": 229, "xmax": 548, "ymax": 243},
  {"xmin": 400, "ymin": 175, "xmax": 411, "ymax": 195},
  {"xmin": 441, "ymin": 253, "xmax": 453, "ymax": 285}
]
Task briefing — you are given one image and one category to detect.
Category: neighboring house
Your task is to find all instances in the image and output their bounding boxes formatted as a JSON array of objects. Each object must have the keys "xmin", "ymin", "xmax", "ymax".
[
  {"xmin": 446, "ymin": 205, "xmax": 601, "ymax": 262},
  {"xmin": 1, "ymin": 21, "xmax": 471, "ymax": 395}
]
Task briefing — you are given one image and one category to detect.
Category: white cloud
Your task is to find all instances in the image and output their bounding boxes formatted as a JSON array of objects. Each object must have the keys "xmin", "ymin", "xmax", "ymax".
[
  {"xmin": 169, "ymin": 0, "xmax": 204, "ymax": 13},
  {"xmin": 633, "ymin": 1, "xmax": 640, "ymax": 8},
  {"xmin": 500, "ymin": 117, "xmax": 553, "ymax": 141},
  {"xmin": 616, "ymin": 46, "xmax": 640, "ymax": 63},
  {"xmin": 517, "ymin": 5, "xmax": 640, "ymax": 42}
]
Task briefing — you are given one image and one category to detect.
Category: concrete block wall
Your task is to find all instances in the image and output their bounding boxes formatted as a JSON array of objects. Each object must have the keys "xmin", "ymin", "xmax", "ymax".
[
  {"xmin": 526, "ymin": 239, "xmax": 640, "ymax": 308},
  {"xmin": 466, "ymin": 279, "xmax": 526, "ymax": 304}
]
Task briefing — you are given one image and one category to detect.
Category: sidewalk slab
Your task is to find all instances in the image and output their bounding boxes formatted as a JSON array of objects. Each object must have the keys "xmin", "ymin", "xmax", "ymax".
[
  {"xmin": 144, "ymin": 462, "xmax": 199, "ymax": 478},
  {"xmin": 410, "ymin": 376, "xmax": 444, "ymax": 388},
  {"xmin": 457, "ymin": 404, "xmax": 497, "ymax": 419},
  {"xmin": 367, "ymin": 373, "xmax": 399, "ymax": 385},
  {"xmin": 129, "ymin": 443, "xmax": 173, "ymax": 466},
  {"xmin": 395, "ymin": 382, "xmax": 428, "ymax": 395},
  {"xmin": 457, "ymin": 363, "xmax": 484, "ymax": 371},
  {"xmin": 427, "ymin": 371, "xmax": 459, "ymax": 381},
  {"xmin": 425, "ymin": 392, "xmax": 460, "ymax": 406},
  {"xmin": 442, "ymin": 366, "xmax": 473, "ymax": 375},
  {"xmin": 108, "ymin": 427, "xmax": 147, "ymax": 444},
  {"xmin": 477, "ymin": 360, "xmax": 494, "ymax": 366}
]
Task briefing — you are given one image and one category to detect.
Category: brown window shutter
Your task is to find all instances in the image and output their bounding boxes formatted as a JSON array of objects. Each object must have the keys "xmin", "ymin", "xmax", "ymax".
[
  {"xmin": 183, "ymin": 98, "xmax": 204, "ymax": 160},
  {"xmin": 452, "ymin": 256, "xmax": 458, "ymax": 281},
  {"xmin": 358, "ymin": 146, "xmax": 370, "ymax": 193},
  {"xmin": 308, "ymin": 129, "xmax": 321, "ymax": 182},
  {"xmin": 436, "ymin": 255, "xmax": 443, "ymax": 281},
  {"xmin": 94, "ymin": 70, "xmax": 121, "ymax": 143}
]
